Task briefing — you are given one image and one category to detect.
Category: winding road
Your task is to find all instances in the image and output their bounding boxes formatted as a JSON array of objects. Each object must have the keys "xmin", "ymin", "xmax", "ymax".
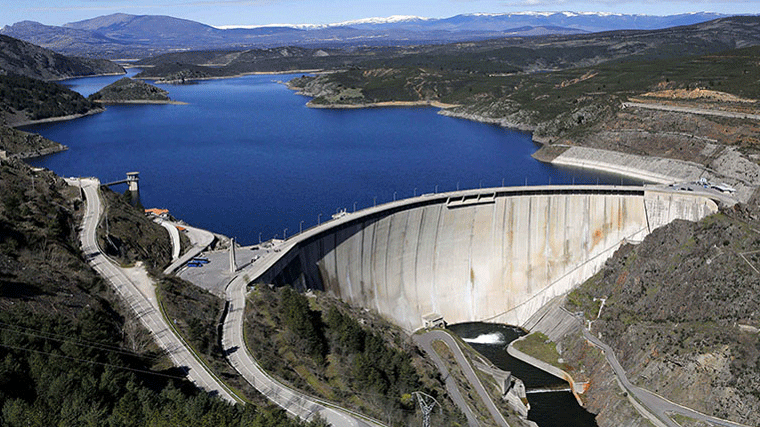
[
  {"xmin": 222, "ymin": 273, "xmax": 385, "ymax": 427},
  {"xmin": 71, "ymin": 178, "xmax": 240, "ymax": 404},
  {"xmin": 622, "ymin": 101, "xmax": 760, "ymax": 121},
  {"xmin": 580, "ymin": 324, "xmax": 750, "ymax": 427},
  {"xmin": 413, "ymin": 330, "xmax": 510, "ymax": 427}
]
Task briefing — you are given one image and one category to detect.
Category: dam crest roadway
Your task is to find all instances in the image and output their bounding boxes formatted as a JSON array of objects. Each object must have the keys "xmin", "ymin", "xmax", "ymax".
[{"xmin": 217, "ymin": 184, "xmax": 725, "ymax": 333}]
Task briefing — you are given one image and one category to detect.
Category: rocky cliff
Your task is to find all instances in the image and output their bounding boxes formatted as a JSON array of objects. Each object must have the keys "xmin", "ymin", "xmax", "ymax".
[{"xmin": 563, "ymin": 205, "xmax": 760, "ymax": 426}]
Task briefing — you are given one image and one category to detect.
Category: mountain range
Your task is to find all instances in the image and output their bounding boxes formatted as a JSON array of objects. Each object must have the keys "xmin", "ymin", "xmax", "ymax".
[{"xmin": 0, "ymin": 11, "xmax": 733, "ymax": 58}]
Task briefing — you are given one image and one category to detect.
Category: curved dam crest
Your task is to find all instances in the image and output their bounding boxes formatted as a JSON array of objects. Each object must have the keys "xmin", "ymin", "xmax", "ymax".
[{"xmin": 251, "ymin": 186, "xmax": 718, "ymax": 332}]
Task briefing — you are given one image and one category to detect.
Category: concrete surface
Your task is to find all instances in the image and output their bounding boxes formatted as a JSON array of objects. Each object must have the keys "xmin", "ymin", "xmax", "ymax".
[
  {"xmin": 551, "ymin": 145, "xmax": 756, "ymax": 203},
  {"xmin": 71, "ymin": 178, "xmax": 240, "ymax": 404},
  {"xmin": 622, "ymin": 102, "xmax": 760, "ymax": 122},
  {"xmin": 158, "ymin": 220, "xmax": 181, "ymax": 260},
  {"xmin": 178, "ymin": 245, "xmax": 272, "ymax": 298},
  {"xmin": 244, "ymin": 186, "xmax": 719, "ymax": 332},
  {"xmin": 163, "ymin": 222, "xmax": 215, "ymax": 275}
]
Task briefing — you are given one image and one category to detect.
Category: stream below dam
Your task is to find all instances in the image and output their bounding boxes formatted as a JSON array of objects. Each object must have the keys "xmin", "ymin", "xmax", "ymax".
[{"xmin": 449, "ymin": 322, "xmax": 598, "ymax": 427}]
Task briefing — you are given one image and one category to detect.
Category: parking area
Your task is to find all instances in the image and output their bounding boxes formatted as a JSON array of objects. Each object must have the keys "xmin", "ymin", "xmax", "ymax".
[{"xmin": 177, "ymin": 244, "xmax": 276, "ymax": 297}]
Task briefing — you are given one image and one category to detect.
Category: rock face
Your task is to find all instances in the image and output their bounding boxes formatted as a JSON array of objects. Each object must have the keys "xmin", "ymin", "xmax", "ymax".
[
  {"xmin": 564, "ymin": 206, "xmax": 760, "ymax": 426},
  {"xmin": 89, "ymin": 77, "xmax": 172, "ymax": 103},
  {"xmin": 0, "ymin": 34, "xmax": 124, "ymax": 80}
]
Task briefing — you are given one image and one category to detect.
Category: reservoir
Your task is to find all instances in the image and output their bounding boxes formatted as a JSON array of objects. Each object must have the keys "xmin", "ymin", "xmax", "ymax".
[
  {"xmin": 23, "ymin": 72, "xmax": 612, "ymax": 425},
  {"xmin": 26, "ymin": 72, "xmax": 635, "ymax": 245}
]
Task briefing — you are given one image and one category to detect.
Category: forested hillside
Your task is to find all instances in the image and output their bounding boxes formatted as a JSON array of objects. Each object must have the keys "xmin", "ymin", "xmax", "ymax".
[
  {"xmin": 0, "ymin": 159, "xmax": 321, "ymax": 427},
  {"xmin": 0, "ymin": 74, "xmax": 102, "ymax": 125}
]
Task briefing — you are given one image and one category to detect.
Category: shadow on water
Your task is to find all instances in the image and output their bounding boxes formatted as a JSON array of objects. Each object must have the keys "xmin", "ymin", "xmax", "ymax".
[{"xmin": 448, "ymin": 322, "xmax": 598, "ymax": 427}]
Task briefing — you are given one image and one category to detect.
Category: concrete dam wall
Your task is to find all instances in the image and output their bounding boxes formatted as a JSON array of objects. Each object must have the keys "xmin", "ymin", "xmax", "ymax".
[{"xmin": 253, "ymin": 186, "xmax": 718, "ymax": 332}]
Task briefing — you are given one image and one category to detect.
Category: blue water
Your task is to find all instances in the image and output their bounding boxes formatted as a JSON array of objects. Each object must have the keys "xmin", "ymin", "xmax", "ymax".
[
  {"xmin": 26, "ymin": 73, "xmax": 634, "ymax": 245},
  {"xmin": 449, "ymin": 322, "xmax": 598, "ymax": 427}
]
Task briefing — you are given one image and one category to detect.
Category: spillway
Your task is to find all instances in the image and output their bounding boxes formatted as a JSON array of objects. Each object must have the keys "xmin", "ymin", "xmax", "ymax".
[{"xmin": 251, "ymin": 186, "xmax": 718, "ymax": 332}]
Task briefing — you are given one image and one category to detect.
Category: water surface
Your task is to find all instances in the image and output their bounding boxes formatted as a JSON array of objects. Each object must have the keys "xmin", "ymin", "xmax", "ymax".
[
  {"xmin": 449, "ymin": 322, "xmax": 598, "ymax": 427},
  {"xmin": 27, "ymin": 73, "xmax": 633, "ymax": 244}
]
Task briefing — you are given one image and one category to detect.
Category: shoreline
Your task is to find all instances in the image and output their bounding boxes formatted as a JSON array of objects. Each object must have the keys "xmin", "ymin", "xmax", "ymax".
[
  {"xmin": 286, "ymin": 84, "xmax": 755, "ymax": 203},
  {"xmin": 143, "ymin": 69, "xmax": 325, "ymax": 84},
  {"xmin": 306, "ymin": 100, "xmax": 460, "ymax": 109},
  {"xmin": 284, "ymin": 84, "xmax": 739, "ymax": 198},
  {"xmin": 22, "ymin": 71, "xmax": 754, "ymax": 205},
  {"xmin": 12, "ymin": 144, "xmax": 69, "ymax": 160},
  {"xmin": 11, "ymin": 108, "xmax": 106, "ymax": 128},
  {"xmin": 94, "ymin": 99, "xmax": 188, "ymax": 105}
]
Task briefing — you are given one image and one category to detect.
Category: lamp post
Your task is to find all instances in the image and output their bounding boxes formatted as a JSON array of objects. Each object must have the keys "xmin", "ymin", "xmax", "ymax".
[
  {"xmin": 456, "ymin": 181, "xmax": 459, "ymax": 191},
  {"xmin": 373, "ymin": 196, "xmax": 377, "ymax": 207},
  {"xmin": 317, "ymin": 213, "xmax": 322, "ymax": 225},
  {"xmin": 434, "ymin": 184, "xmax": 438, "ymax": 193},
  {"xmin": 258, "ymin": 232, "xmax": 262, "ymax": 244},
  {"xmin": 393, "ymin": 191, "xmax": 397, "ymax": 201},
  {"xmin": 283, "ymin": 228, "xmax": 287, "ymax": 240},
  {"xmin": 353, "ymin": 201, "xmax": 357, "ymax": 212},
  {"xmin": 414, "ymin": 187, "xmax": 417, "ymax": 197},
  {"xmin": 300, "ymin": 220, "xmax": 304, "ymax": 234}
]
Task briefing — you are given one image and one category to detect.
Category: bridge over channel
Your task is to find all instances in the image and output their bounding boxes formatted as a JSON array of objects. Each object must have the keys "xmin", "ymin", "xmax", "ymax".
[{"xmin": 238, "ymin": 185, "xmax": 722, "ymax": 332}]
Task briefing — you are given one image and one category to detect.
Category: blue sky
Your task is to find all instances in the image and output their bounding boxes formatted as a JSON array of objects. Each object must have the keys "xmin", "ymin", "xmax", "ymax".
[{"xmin": 4, "ymin": 0, "xmax": 759, "ymax": 27}]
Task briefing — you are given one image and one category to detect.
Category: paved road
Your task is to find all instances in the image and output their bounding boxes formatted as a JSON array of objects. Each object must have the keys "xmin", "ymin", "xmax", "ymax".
[
  {"xmin": 157, "ymin": 220, "xmax": 181, "ymax": 260},
  {"xmin": 581, "ymin": 326, "xmax": 750, "ymax": 427},
  {"xmin": 412, "ymin": 333, "xmax": 480, "ymax": 427},
  {"xmin": 72, "ymin": 178, "xmax": 239, "ymax": 404},
  {"xmin": 414, "ymin": 330, "xmax": 510, "ymax": 427},
  {"xmin": 623, "ymin": 102, "xmax": 760, "ymax": 121},
  {"xmin": 222, "ymin": 274, "xmax": 385, "ymax": 427},
  {"xmin": 163, "ymin": 221, "xmax": 215, "ymax": 275}
]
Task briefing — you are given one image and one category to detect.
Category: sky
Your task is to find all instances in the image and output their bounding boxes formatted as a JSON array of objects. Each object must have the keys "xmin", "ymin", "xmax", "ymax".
[{"xmin": 3, "ymin": 0, "xmax": 759, "ymax": 28}]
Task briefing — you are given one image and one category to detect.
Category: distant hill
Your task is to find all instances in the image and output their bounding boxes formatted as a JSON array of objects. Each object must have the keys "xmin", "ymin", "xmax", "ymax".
[
  {"xmin": 0, "ymin": 11, "xmax": 735, "ymax": 58},
  {"xmin": 340, "ymin": 11, "xmax": 728, "ymax": 33},
  {"xmin": 135, "ymin": 16, "xmax": 760, "ymax": 81},
  {"xmin": 0, "ymin": 34, "xmax": 124, "ymax": 80}
]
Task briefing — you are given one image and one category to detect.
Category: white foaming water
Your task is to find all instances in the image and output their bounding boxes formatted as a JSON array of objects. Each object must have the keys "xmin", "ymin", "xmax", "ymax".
[{"xmin": 462, "ymin": 332, "xmax": 505, "ymax": 345}]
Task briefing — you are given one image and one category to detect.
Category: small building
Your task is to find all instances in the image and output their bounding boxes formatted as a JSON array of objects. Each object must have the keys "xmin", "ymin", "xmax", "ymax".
[
  {"xmin": 422, "ymin": 313, "xmax": 446, "ymax": 329},
  {"xmin": 145, "ymin": 208, "xmax": 169, "ymax": 218}
]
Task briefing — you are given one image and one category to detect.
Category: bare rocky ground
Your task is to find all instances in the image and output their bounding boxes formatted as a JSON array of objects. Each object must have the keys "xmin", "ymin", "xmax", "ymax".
[
  {"xmin": 563, "ymin": 204, "xmax": 760, "ymax": 426},
  {"xmin": 530, "ymin": 91, "xmax": 760, "ymax": 203}
]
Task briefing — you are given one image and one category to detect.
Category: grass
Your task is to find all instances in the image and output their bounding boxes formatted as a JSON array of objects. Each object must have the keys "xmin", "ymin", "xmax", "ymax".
[
  {"xmin": 512, "ymin": 332, "xmax": 564, "ymax": 370},
  {"xmin": 669, "ymin": 412, "xmax": 701, "ymax": 427}
]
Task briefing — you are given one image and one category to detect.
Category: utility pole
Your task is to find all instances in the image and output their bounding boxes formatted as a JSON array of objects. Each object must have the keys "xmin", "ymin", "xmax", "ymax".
[{"xmin": 413, "ymin": 391, "xmax": 440, "ymax": 427}]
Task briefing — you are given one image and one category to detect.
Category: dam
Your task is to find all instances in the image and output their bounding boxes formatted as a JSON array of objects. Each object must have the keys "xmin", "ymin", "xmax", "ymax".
[{"xmin": 244, "ymin": 185, "xmax": 720, "ymax": 332}]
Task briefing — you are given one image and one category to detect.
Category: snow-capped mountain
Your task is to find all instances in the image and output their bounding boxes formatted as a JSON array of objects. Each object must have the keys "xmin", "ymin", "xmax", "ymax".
[
  {"xmin": 1, "ymin": 11, "xmax": 736, "ymax": 58},
  {"xmin": 219, "ymin": 11, "xmax": 728, "ymax": 32}
]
